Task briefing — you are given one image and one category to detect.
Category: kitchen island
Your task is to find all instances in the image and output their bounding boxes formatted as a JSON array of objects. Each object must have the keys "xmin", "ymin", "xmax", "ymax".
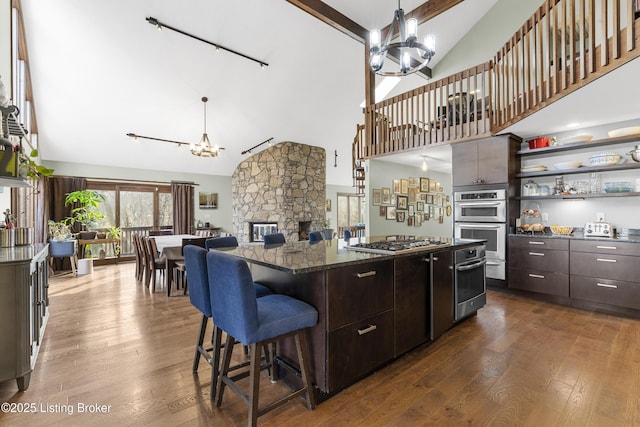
[{"xmin": 221, "ymin": 236, "xmax": 486, "ymax": 402}]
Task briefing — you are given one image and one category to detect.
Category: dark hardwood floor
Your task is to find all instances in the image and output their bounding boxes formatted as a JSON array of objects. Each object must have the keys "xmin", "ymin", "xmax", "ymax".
[{"xmin": 1, "ymin": 262, "xmax": 639, "ymax": 426}]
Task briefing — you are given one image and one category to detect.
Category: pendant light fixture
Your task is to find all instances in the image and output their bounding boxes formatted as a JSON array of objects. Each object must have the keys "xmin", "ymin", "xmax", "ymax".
[
  {"xmin": 190, "ymin": 97, "xmax": 223, "ymax": 157},
  {"xmin": 369, "ymin": 1, "xmax": 436, "ymax": 76}
]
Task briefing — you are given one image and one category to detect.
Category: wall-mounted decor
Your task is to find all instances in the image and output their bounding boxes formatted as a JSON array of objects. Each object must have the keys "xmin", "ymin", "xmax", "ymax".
[
  {"xmin": 372, "ymin": 189, "xmax": 382, "ymax": 205},
  {"xmin": 326, "ymin": 199, "xmax": 332, "ymax": 211},
  {"xmin": 386, "ymin": 206, "xmax": 397, "ymax": 220},
  {"xmin": 429, "ymin": 180, "xmax": 437, "ymax": 192},
  {"xmin": 380, "ymin": 206, "xmax": 386, "ymax": 216},
  {"xmin": 393, "ymin": 179, "xmax": 401, "ymax": 194},
  {"xmin": 397, "ymin": 211, "xmax": 406, "ymax": 222},
  {"xmin": 397, "ymin": 195, "xmax": 408, "ymax": 210},
  {"xmin": 400, "ymin": 179, "xmax": 409, "ymax": 194},
  {"xmin": 408, "ymin": 177, "xmax": 418, "ymax": 187},
  {"xmin": 408, "ymin": 205, "xmax": 415, "ymax": 216},
  {"xmin": 426, "ymin": 194, "xmax": 433, "ymax": 204},
  {"xmin": 382, "ymin": 188, "xmax": 391, "ymax": 204},
  {"xmin": 446, "ymin": 205, "xmax": 452, "ymax": 216},
  {"xmin": 390, "ymin": 194, "xmax": 397, "ymax": 207},
  {"xmin": 417, "ymin": 201, "xmax": 424, "ymax": 212},
  {"xmin": 199, "ymin": 192, "xmax": 218, "ymax": 209},
  {"xmin": 407, "ymin": 216, "xmax": 414, "ymax": 226},
  {"xmin": 420, "ymin": 177, "xmax": 430, "ymax": 192},
  {"xmin": 408, "ymin": 187, "xmax": 418, "ymax": 204}
]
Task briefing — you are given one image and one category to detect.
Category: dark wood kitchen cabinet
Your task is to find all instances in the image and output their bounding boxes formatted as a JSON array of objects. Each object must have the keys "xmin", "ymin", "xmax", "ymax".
[
  {"xmin": 394, "ymin": 255, "xmax": 430, "ymax": 356},
  {"xmin": 431, "ymin": 249, "xmax": 454, "ymax": 340},
  {"xmin": 508, "ymin": 236, "xmax": 569, "ymax": 297},
  {"xmin": 452, "ymin": 134, "xmax": 520, "ymax": 187},
  {"xmin": 570, "ymin": 240, "xmax": 640, "ymax": 310},
  {"xmin": 326, "ymin": 260, "xmax": 394, "ymax": 391},
  {"xmin": 0, "ymin": 245, "xmax": 49, "ymax": 391}
]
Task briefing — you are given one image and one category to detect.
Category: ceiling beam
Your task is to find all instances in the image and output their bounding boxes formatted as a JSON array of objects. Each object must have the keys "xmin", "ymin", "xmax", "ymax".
[{"xmin": 285, "ymin": 0, "xmax": 368, "ymax": 43}]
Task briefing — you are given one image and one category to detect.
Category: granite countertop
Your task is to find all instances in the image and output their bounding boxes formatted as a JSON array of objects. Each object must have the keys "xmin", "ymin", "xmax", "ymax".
[
  {"xmin": 0, "ymin": 243, "xmax": 49, "ymax": 263},
  {"xmin": 509, "ymin": 229, "xmax": 640, "ymax": 244},
  {"xmin": 221, "ymin": 236, "xmax": 485, "ymax": 274}
]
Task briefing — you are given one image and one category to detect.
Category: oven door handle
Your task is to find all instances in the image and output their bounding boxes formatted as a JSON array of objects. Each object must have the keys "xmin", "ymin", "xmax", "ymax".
[
  {"xmin": 456, "ymin": 259, "xmax": 487, "ymax": 271},
  {"xmin": 456, "ymin": 224, "xmax": 503, "ymax": 229},
  {"xmin": 457, "ymin": 202, "xmax": 504, "ymax": 207}
]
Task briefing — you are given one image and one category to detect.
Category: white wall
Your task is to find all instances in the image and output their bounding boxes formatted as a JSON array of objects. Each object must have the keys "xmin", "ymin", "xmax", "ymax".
[
  {"xmin": 366, "ymin": 159, "xmax": 453, "ymax": 238},
  {"xmin": 44, "ymin": 160, "xmax": 234, "ymax": 233}
]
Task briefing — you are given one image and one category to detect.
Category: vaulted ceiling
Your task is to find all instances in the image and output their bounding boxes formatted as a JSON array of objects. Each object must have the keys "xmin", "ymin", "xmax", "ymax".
[{"xmin": 18, "ymin": 1, "xmax": 640, "ymax": 185}]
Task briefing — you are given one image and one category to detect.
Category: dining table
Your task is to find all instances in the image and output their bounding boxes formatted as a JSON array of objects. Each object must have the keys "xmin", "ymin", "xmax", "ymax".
[{"xmin": 151, "ymin": 234, "xmax": 199, "ymax": 294}]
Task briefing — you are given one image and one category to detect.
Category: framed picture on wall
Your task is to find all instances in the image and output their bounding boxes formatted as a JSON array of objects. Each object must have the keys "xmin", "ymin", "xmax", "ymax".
[
  {"xmin": 408, "ymin": 205, "xmax": 415, "ymax": 216},
  {"xmin": 400, "ymin": 179, "xmax": 409, "ymax": 194},
  {"xmin": 393, "ymin": 179, "xmax": 401, "ymax": 194},
  {"xmin": 386, "ymin": 206, "xmax": 397, "ymax": 220},
  {"xmin": 396, "ymin": 211, "xmax": 406, "ymax": 222},
  {"xmin": 408, "ymin": 187, "xmax": 418, "ymax": 204},
  {"xmin": 372, "ymin": 189, "xmax": 382, "ymax": 205},
  {"xmin": 380, "ymin": 206, "xmax": 386, "ymax": 216},
  {"xmin": 390, "ymin": 194, "xmax": 397, "ymax": 207},
  {"xmin": 382, "ymin": 188, "xmax": 391, "ymax": 204},
  {"xmin": 407, "ymin": 216, "xmax": 414, "ymax": 226},
  {"xmin": 408, "ymin": 177, "xmax": 418, "ymax": 187},
  {"xmin": 396, "ymin": 195, "xmax": 408, "ymax": 210},
  {"xmin": 420, "ymin": 177, "xmax": 430, "ymax": 192},
  {"xmin": 426, "ymin": 194, "xmax": 433, "ymax": 204},
  {"xmin": 417, "ymin": 201, "xmax": 424, "ymax": 212},
  {"xmin": 429, "ymin": 180, "xmax": 437, "ymax": 192},
  {"xmin": 199, "ymin": 192, "xmax": 218, "ymax": 209}
]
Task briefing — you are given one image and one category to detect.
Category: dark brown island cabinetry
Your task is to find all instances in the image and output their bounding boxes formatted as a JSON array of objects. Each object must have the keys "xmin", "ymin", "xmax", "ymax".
[
  {"xmin": 570, "ymin": 240, "xmax": 640, "ymax": 310},
  {"xmin": 394, "ymin": 255, "xmax": 430, "ymax": 356},
  {"xmin": 508, "ymin": 237, "xmax": 569, "ymax": 297},
  {"xmin": 0, "ymin": 245, "xmax": 49, "ymax": 391},
  {"xmin": 452, "ymin": 134, "xmax": 520, "ymax": 187},
  {"xmin": 430, "ymin": 250, "xmax": 454, "ymax": 340}
]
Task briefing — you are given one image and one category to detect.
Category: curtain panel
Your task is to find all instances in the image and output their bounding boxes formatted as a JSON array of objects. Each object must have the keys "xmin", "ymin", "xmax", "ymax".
[{"xmin": 171, "ymin": 182, "xmax": 194, "ymax": 235}]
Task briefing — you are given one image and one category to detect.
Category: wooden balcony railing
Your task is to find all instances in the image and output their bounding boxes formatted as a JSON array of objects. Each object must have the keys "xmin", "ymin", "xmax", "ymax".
[
  {"xmin": 353, "ymin": 0, "xmax": 640, "ymax": 174},
  {"xmin": 493, "ymin": 0, "xmax": 640, "ymax": 131}
]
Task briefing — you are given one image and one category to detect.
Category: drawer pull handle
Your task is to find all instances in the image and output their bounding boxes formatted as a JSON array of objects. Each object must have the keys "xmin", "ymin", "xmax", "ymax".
[
  {"xmin": 596, "ymin": 258, "xmax": 617, "ymax": 263},
  {"xmin": 597, "ymin": 283, "xmax": 618, "ymax": 289},
  {"xmin": 529, "ymin": 274, "xmax": 545, "ymax": 279},
  {"xmin": 356, "ymin": 271, "xmax": 377, "ymax": 278},
  {"xmin": 529, "ymin": 252, "xmax": 545, "ymax": 256},
  {"xmin": 357, "ymin": 324, "xmax": 377, "ymax": 335},
  {"xmin": 596, "ymin": 246, "xmax": 617, "ymax": 250},
  {"xmin": 528, "ymin": 241, "xmax": 545, "ymax": 245}
]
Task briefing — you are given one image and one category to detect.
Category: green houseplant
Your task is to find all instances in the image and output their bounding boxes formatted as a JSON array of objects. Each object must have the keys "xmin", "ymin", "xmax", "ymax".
[{"xmin": 64, "ymin": 190, "xmax": 106, "ymax": 238}]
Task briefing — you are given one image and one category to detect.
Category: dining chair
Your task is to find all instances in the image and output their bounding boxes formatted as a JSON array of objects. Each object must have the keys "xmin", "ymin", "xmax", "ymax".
[
  {"xmin": 263, "ymin": 232, "xmax": 285, "ymax": 245},
  {"xmin": 206, "ymin": 250, "xmax": 317, "ymax": 426},
  {"xmin": 144, "ymin": 237, "xmax": 167, "ymax": 292},
  {"xmin": 132, "ymin": 234, "xmax": 145, "ymax": 281},
  {"xmin": 205, "ymin": 236, "xmax": 239, "ymax": 250},
  {"xmin": 171, "ymin": 237, "xmax": 208, "ymax": 296},
  {"xmin": 308, "ymin": 231, "xmax": 323, "ymax": 243},
  {"xmin": 343, "ymin": 229, "xmax": 352, "ymax": 241}
]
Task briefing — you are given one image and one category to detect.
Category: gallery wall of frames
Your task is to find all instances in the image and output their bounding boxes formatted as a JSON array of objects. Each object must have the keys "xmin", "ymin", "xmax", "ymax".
[{"xmin": 371, "ymin": 176, "xmax": 452, "ymax": 226}]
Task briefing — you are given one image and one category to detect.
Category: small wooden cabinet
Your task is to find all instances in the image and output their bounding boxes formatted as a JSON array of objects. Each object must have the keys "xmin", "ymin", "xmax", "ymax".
[
  {"xmin": 0, "ymin": 245, "xmax": 49, "ymax": 391},
  {"xmin": 508, "ymin": 236, "xmax": 569, "ymax": 297},
  {"xmin": 570, "ymin": 240, "xmax": 640, "ymax": 310},
  {"xmin": 452, "ymin": 134, "xmax": 520, "ymax": 186}
]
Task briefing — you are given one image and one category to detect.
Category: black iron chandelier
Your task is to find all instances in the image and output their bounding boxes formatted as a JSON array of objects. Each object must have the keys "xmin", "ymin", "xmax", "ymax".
[{"xmin": 369, "ymin": 1, "xmax": 436, "ymax": 76}]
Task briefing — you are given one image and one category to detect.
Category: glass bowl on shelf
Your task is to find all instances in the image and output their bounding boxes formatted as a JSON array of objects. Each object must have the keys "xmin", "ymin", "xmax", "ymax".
[
  {"xmin": 550, "ymin": 225, "xmax": 573, "ymax": 235},
  {"xmin": 603, "ymin": 182, "xmax": 633, "ymax": 193}
]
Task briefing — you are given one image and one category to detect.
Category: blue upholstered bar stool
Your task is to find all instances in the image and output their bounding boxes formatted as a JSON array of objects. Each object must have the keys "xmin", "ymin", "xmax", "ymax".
[
  {"xmin": 263, "ymin": 232, "xmax": 285, "ymax": 245},
  {"xmin": 184, "ymin": 245, "xmax": 273, "ymax": 400},
  {"xmin": 308, "ymin": 231, "xmax": 323, "ymax": 243},
  {"xmin": 343, "ymin": 229, "xmax": 352, "ymax": 241},
  {"xmin": 207, "ymin": 250, "xmax": 317, "ymax": 427}
]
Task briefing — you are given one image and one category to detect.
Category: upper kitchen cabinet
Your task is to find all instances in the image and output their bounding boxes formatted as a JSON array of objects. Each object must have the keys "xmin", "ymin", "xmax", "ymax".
[{"xmin": 452, "ymin": 134, "xmax": 521, "ymax": 187}]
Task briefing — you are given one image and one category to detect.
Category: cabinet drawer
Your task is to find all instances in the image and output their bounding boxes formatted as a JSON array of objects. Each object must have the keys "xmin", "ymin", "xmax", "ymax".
[
  {"xmin": 327, "ymin": 309, "xmax": 394, "ymax": 391},
  {"xmin": 327, "ymin": 260, "xmax": 394, "ymax": 330},
  {"xmin": 508, "ymin": 267, "xmax": 569, "ymax": 297},
  {"xmin": 570, "ymin": 252, "xmax": 639, "ymax": 283},
  {"xmin": 570, "ymin": 239, "xmax": 640, "ymax": 257},
  {"xmin": 509, "ymin": 237, "xmax": 569, "ymax": 251},
  {"xmin": 570, "ymin": 275, "xmax": 640, "ymax": 310},
  {"xmin": 508, "ymin": 248, "xmax": 568, "ymax": 273}
]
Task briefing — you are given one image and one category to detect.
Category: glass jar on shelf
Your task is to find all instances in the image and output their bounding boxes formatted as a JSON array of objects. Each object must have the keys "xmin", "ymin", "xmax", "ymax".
[{"xmin": 519, "ymin": 202, "xmax": 545, "ymax": 234}]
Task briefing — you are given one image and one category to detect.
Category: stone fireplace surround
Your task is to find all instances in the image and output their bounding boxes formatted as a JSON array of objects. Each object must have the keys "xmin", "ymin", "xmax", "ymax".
[{"xmin": 231, "ymin": 141, "xmax": 326, "ymax": 244}]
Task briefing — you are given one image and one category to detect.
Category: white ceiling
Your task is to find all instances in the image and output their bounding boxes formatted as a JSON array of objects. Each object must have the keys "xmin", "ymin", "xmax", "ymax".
[{"xmin": 18, "ymin": 1, "xmax": 640, "ymax": 185}]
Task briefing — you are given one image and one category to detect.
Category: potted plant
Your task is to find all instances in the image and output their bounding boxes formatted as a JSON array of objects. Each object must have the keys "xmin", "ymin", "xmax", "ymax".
[
  {"xmin": 18, "ymin": 149, "xmax": 54, "ymax": 180},
  {"xmin": 107, "ymin": 226, "xmax": 121, "ymax": 256},
  {"xmin": 320, "ymin": 218, "xmax": 334, "ymax": 240},
  {"xmin": 64, "ymin": 190, "xmax": 106, "ymax": 239}
]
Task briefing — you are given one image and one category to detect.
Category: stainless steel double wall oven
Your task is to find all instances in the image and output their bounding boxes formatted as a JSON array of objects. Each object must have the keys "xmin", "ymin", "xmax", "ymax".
[{"xmin": 454, "ymin": 187, "xmax": 508, "ymax": 281}]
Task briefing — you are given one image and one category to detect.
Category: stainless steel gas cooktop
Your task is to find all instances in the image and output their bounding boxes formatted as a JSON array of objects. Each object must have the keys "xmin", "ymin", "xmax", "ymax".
[{"xmin": 346, "ymin": 238, "xmax": 446, "ymax": 255}]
